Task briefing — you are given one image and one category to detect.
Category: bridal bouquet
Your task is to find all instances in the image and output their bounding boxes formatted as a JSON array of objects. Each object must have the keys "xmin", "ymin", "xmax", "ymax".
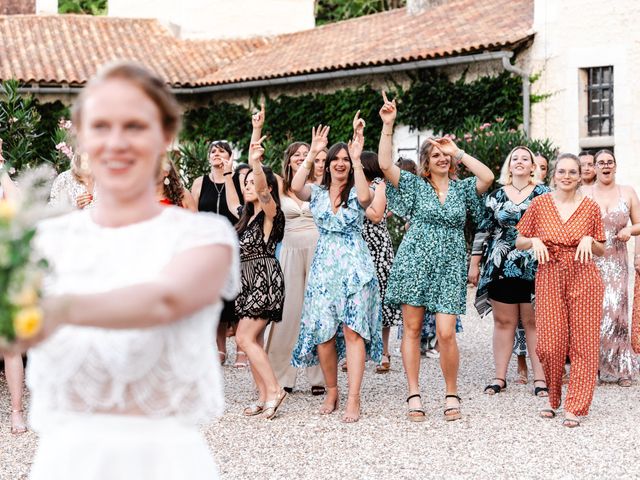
[{"xmin": 0, "ymin": 166, "xmax": 57, "ymax": 346}]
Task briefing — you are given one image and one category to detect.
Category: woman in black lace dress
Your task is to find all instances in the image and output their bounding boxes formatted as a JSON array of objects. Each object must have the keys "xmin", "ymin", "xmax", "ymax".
[{"xmin": 225, "ymin": 138, "xmax": 287, "ymax": 420}]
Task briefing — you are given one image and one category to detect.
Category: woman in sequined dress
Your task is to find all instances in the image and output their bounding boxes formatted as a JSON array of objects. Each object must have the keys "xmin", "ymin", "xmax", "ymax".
[{"xmin": 583, "ymin": 150, "xmax": 640, "ymax": 386}]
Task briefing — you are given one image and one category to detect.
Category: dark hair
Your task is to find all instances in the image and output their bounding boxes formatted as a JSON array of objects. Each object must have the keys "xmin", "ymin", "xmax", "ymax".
[
  {"xmin": 160, "ymin": 158, "xmax": 185, "ymax": 206},
  {"xmin": 208, "ymin": 140, "xmax": 233, "ymax": 158},
  {"xmin": 321, "ymin": 142, "xmax": 354, "ymax": 209},
  {"xmin": 232, "ymin": 163, "xmax": 250, "ymax": 203},
  {"xmin": 235, "ymin": 166, "xmax": 280, "ymax": 234},
  {"xmin": 396, "ymin": 157, "xmax": 417, "ymax": 174},
  {"xmin": 594, "ymin": 149, "xmax": 616, "ymax": 164},
  {"xmin": 361, "ymin": 151, "xmax": 383, "ymax": 182},
  {"xmin": 578, "ymin": 151, "xmax": 593, "ymax": 158},
  {"xmin": 282, "ymin": 142, "xmax": 310, "ymax": 194}
]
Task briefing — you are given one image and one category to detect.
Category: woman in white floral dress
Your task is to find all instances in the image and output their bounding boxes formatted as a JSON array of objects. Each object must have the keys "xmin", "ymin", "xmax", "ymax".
[{"xmin": 290, "ymin": 125, "xmax": 382, "ymax": 423}]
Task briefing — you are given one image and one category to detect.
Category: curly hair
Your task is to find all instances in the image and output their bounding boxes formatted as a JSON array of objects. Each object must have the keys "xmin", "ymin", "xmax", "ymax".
[{"xmin": 161, "ymin": 158, "xmax": 185, "ymax": 206}]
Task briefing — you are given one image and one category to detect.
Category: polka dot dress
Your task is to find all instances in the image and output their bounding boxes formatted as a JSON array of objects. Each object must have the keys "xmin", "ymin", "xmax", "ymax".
[{"xmin": 517, "ymin": 194, "xmax": 605, "ymax": 416}]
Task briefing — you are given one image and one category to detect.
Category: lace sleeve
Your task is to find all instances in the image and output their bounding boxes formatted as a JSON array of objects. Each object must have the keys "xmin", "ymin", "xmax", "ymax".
[
  {"xmin": 49, "ymin": 172, "xmax": 70, "ymax": 207},
  {"xmin": 178, "ymin": 212, "xmax": 240, "ymax": 300}
]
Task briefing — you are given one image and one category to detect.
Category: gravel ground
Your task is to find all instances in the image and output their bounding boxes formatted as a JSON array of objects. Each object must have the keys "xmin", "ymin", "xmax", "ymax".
[{"xmin": 1, "ymin": 286, "xmax": 639, "ymax": 479}]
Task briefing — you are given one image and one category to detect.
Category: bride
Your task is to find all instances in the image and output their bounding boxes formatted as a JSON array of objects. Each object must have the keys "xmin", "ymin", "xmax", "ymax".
[{"xmin": 25, "ymin": 63, "xmax": 238, "ymax": 479}]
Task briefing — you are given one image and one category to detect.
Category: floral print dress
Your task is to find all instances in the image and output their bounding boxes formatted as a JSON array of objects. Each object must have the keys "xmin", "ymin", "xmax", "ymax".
[
  {"xmin": 474, "ymin": 184, "xmax": 550, "ymax": 316},
  {"xmin": 291, "ymin": 185, "xmax": 383, "ymax": 367},
  {"xmin": 385, "ymin": 170, "xmax": 483, "ymax": 314}
]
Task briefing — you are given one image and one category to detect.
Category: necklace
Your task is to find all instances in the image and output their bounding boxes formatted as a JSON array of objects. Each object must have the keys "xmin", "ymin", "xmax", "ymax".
[
  {"xmin": 210, "ymin": 174, "xmax": 225, "ymax": 214},
  {"xmin": 511, "ymin": 182, "xmax": 529, "ymax": 193}
]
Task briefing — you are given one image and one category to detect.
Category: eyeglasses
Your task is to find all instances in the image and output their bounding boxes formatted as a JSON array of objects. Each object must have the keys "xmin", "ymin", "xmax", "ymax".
[
  {"xmin": 596, "ymin": 160, "xmax": 616, "ymax": 168},
  {"xmin": 556, "ymin": 169, "xmax": 580, "ymax": 178}
]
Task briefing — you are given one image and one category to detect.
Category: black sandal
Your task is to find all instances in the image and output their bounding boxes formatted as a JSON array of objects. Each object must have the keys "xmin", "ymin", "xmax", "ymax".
[
  {"xmin": 533, "ymin": 379, "xmax": 549, "ymax": 397},
  {"xmin": 406, "ymin": 394, "xmax": 427, "ymax": 422},
  {"xmin": 444, "ymin": 394, "xmax": 462, "ymax": 421},
  {"xmin": 483, "ymin": 378, "xmax": 507, "ymax": 395},
  {"xmin": 311, "ymin": 385, "xmax": 326, "ymax": 396}
]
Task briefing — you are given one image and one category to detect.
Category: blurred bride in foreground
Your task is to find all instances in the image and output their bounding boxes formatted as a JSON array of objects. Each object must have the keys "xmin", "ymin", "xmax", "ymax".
[{"xmin": 26, "ymin": 62, "xmax": 238, "ymax": 480}]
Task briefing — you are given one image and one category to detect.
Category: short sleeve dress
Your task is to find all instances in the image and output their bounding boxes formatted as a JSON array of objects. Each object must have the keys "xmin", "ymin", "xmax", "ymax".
[
  {"xmin": 291, "ymin": 185, "xmax": 382, "ymax": 366},
  {"xmin": 235, "ymin": 208, "xmax": 286, "ymax": 323},
  {"xmin": 385, "ymin": 171, "xmax": 483, "ymax": 315}
]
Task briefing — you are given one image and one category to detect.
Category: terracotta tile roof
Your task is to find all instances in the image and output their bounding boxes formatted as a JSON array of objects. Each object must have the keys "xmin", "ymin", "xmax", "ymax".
[
  {"xmin": 197, "ymin": 0, "xmax": 534, "ymax": 85},
  {"xmin": 0, "ymin": 15, "xmax": 268, "ymax": 87},
  {"xmin": 0, "ymin": 0, "xmax": 532, "ymax": 89}
]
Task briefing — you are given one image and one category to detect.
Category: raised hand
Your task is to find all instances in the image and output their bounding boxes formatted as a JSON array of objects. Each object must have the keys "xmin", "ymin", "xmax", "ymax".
[
  {"xmin": 379, "ymin": 91, "xmax": 397, "ymax": 125},
  {"xmin": 352, "ymin": 110, "xmax": 366, "ymax": 141},
  {"xmin": 251, "ymin": 102, "xmax": 265, "ymax": 130},
  {"xmin": 348, "ymin": 135, "xmax": 363, "ymax": 163},
  {"xmin": 221, "ymin": 153, "xmax": 234, "ymax": 174},
  {"xmin": 249, "ymin": 135, "xmax": 267, "ymax": 164},
  {"xmin": 428, "ymin": 137, "xmax": 460, "ymax": 158},
  {"xmin": 310, "ymin": 125, "xmax": 330, "ymax": 154}
]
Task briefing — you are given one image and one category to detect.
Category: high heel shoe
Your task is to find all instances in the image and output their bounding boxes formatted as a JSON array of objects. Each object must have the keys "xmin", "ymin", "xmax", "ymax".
[{"xmin": 319, "ymin": 386, "xmax": 339, "ymax": 415}]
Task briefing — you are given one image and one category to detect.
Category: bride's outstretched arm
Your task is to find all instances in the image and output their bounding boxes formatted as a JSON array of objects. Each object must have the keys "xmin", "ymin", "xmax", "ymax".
[{"xmin": 42, "ymin": 244, "xmax": 233, "ymax": 333}]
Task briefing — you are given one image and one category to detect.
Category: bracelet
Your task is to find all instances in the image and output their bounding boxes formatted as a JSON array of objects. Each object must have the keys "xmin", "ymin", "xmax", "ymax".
[
  {"xmin": 301, "ymin": 161, "xmax": 313, "ymax": 170},
  {"xmin": 382, "ymin": 130, "xmax": 393, "ymax": 136},
  {"xmin": 223, "ymin": 172, "xmax": 233, "ymax": 176},
  {"xmin": 454, "ymin": 149, "xmax": 465, "ymax": 162},
  {"xmin": 353, "ymin": 164, "xmax": 364, "ymax": 170}
]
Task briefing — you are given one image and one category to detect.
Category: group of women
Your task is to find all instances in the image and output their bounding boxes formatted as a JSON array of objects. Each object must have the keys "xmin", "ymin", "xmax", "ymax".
[{"xmin": 2, "ymin": 61, "xmax": 640, "ymax": 479}]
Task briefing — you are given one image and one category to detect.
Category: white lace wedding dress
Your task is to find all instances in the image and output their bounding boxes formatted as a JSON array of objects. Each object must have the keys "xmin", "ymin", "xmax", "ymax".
[{"xmin": 27, "ymin": 207, "xmax": 239, "ymax": 480}]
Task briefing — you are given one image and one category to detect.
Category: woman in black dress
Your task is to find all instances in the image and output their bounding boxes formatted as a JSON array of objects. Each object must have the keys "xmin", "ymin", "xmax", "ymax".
[
  {"xmin": 225, "ymin": 137, "xmax": 287, "ymax": 419},
  {"xmin": 191, "ymin": 140, "xmax": 242, "ymax": 365}
]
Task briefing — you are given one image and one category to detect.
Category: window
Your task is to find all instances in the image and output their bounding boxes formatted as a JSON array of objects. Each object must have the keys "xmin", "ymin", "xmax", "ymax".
[{"xmin": 586, "ymin": 66, "xmax": 614, "ymax": 137}]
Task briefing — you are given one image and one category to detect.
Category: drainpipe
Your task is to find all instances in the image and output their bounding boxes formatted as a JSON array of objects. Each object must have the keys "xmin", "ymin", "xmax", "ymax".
[{"xmin": 501, "ymin": 55, "xmax": 530, "ymax": 138}]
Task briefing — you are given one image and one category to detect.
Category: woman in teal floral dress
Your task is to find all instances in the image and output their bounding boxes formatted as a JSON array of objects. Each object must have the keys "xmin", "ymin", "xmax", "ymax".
[
  {"xmin": 291, "ymin": 125, "xmax": 382, "ymax": 423},
  {"xmin": 377, "ymin": 92, "xmax": 494, "ymax": 422},
  {"xmin": 468, "ymin": 146, "xmax": 549, "ymax": 398}
]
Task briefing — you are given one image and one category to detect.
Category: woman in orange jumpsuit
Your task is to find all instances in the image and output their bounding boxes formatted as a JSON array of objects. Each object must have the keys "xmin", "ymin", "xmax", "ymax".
[{"xmin": 516, "ymin": 153, "xmax": 605, "ymax": 427}]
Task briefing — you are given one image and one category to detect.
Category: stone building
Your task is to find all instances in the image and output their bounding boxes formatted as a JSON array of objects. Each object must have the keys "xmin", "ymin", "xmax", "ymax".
[{"xmin": 0, "ymin": 0, "xmax": 637, "ymax": 182}]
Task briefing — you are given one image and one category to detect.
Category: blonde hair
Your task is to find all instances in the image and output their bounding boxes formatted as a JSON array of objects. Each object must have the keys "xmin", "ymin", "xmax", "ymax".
[
  {"xmin": 71, "ymin": 61, "xmax": 181, "ymax": 139},
  {"xmin": 498, "ymin": 145, "xmax": 541, "ymax": 186}
]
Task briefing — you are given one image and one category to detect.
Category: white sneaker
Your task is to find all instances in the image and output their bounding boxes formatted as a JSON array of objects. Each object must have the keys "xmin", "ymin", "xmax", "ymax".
[{"xmin": 424, "ymin": 349, "xmax": 440, "ymax": 359}]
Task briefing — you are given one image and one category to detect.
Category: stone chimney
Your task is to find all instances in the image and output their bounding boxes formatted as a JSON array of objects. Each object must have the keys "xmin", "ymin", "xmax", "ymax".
[
  {"xmin": 407, "ymin": 0, "xmax": 447, "ymax": 15},
  {"xmin": 0, "ymin": 0, "xmax": 36, "ymax": 14}
]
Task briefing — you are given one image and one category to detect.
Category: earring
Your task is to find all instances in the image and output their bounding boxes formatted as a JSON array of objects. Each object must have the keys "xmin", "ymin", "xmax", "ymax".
[{"xmin": 164, "ymin": 177, "xmax": 170, "ymax": 186}]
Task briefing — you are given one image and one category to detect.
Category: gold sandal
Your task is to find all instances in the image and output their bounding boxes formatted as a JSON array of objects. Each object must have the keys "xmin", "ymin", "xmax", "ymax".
[
  {"xmin": 262, "ymin": 390, "xmax": 287, "ymax": 420},
  {"xmin": 375, "ymin": 353, "xmax": 391, "ymax": 374}
]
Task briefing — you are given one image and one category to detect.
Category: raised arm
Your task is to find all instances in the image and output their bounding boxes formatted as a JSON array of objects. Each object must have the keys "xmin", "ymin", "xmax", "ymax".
[
  {"xmin": 250, "ymin": 102, "xmax": 265, "ymax": 145},
  {"xmin": 292, "ymin": 125, "xmax": 329, "ymax": 201},
  {"xmin": 429, "ymin": 137, "xmax": 494, "ymax": 194},
  {"xmin": 365, "ymin": 181, "xmax": 387, "ymax": 223},
  {"xmin": 249, "ymin": 136, "xmax": 277, "ymax": 220},
  {"xmin": 378, "ymin": 91, "xmax": 401, "ymax": 187},
  {"xmin": 39, "ymin": 243, "xmax": 233, "ymax": 336},
  {"xmin": 222, "ymin": 154, "xmax": 241, "ymax": 219},
  {"xmin": 349, "ymin": 136, "xmax": 373, "ymax": 209}
]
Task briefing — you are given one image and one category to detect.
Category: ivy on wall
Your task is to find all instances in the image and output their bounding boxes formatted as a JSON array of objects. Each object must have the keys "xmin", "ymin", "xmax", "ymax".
[{"xmin": 178, "ymin": 70, "xmax": 525, "ymax": 182}]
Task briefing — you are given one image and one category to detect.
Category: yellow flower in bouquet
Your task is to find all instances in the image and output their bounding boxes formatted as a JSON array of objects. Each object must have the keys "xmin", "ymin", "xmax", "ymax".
[
  {"xmin": 0, "ymin": 199, "xmax": 16, "ymax": 221},
  {"xmin": 13, "ymin": 305, "xmax": 43, "ymax": 340},
  {"xmin": 13, "ymin": 306, "xmax": 43, "ymax": 340}
]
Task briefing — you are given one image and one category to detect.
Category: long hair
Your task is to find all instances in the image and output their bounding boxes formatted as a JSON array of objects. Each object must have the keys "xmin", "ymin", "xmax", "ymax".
[
  {"xmin": 396, "ymin": 157, "xmax": 417, "ymax": 174},
  {"xmin": 361, "ymin": 151, "xmax": 383, "ymax": 182},
  {"xmin": 321, "ymin": 142, "xmax": 354, "ymax": 209},
  {"xmin": 282, "ymin": 142, "xmax": 310, "ymax": 194},
  {"xmin": 235, "ymin": 165, "xmax": 280, "ymax": 234},
  {"xmin": 498, "ymin": 145, "xmax": 540, "ymax": 186},
  {"xmin": 232, "ymin": 163, "xmax": 250, "ymax": 204},
  {"xmin": 418, "ymin": 138, "xmax": 456, "ymax": 196},
  {"xmin": 160, "ymin": 158, "xmax": 185, "ymax": 206}
]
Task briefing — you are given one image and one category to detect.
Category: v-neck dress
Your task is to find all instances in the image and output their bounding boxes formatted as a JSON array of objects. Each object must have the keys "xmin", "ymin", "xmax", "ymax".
[
  {"xmin": 474, "ymin": 184, "xmax": 550, "ymax": 316},
  {"xmin": 385, "ymin": 170, "xmax": 483, "ymax": 314},
  {"xmin": 235, "ymin": 208, "xmax": 285, "ymax": 323},
  {"xmin": 291, "ymin": 185, "xmax": 382, "ymax": 366},
  {"xmin": 516, "ymin": 193, "xmax": 605, "ymax": 416}
]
